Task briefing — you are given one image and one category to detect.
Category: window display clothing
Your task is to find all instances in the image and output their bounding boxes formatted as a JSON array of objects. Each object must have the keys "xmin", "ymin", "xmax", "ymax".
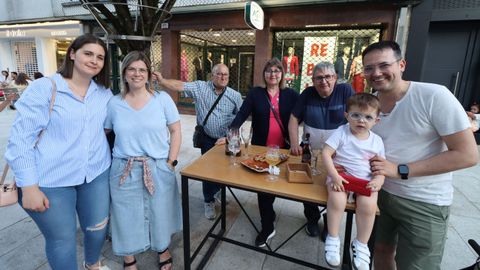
[
  {"xmin": 349, "ymin": 56, "xmax": 365, "ymax": 93},
  {"xmin": 192, "ymin": 56, "xmax": 203, "ymax": 80},
  {"xmin": 282, "ymin": 55, "xmax": 299, "ymax": 80},
  {"xmin": 180, "ymin": 52, "xmax": 189, "ymax": 81},
  {"xmin": 334, "ymin": 55, "xmax": 352, "ymax": 82}
]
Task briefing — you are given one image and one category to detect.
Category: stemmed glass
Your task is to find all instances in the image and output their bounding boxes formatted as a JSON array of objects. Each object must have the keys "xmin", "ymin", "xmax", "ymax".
[
  {"xmin": 265, "ymin": 145, "xmax": 280, "ymax": 182},
  {"xmin": 227, "ymin": 128, "xmax": 241, "ymax": 166},
  {"xmin": 241, "ymin": 126, "xmax": 253, "ymax": 157}
]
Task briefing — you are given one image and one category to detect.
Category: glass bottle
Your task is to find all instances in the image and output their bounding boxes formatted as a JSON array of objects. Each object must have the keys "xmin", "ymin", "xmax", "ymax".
[{"xmin": 301, "ymin": 133, "xmax": 312, "ymax": 164}]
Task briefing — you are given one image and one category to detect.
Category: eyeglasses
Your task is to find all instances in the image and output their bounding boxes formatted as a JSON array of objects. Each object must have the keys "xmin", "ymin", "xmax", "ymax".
[
  {"xmin": 265, "ymin": 69, "xmax": 282, "ymax": 75},
  {"xmin": 363, "ymin": 59, "xmax": 401, "ymax": 75},
  {"xmin": 126, "ymin": 67, "xmax": 148, "ymax": 74},
  {"xmin": 313, "ymin": 74, "xmax": 335, "ymax": 82},
  {"xmin": 215, "ymin": 73, "xmax": 229, "ymax": 77},
  {"xmin": 348, "ymin": 112, "xmax": 377, "ymax": 122}
]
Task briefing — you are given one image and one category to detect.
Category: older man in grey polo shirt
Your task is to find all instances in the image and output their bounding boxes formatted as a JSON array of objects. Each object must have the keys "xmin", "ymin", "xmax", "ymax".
[{"xmin": 155, "ymin": 63, "xmax": 242, "ymax": 220}]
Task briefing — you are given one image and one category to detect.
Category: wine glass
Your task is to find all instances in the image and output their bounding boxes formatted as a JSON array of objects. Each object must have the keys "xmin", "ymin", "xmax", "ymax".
[
  {"xmin": 241, "ymin": 126, "xmax": 253, "ymax": 157},
  {"xmin": 265, "ymin": 145, "xmax": 280, "ymax": 182},
  {"xmin": 227, "ymin": 128, "xmax": 241, "ymax": 166}
]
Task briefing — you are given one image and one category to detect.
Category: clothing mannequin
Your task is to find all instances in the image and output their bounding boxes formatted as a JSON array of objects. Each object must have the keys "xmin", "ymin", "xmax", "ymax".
[
  {"xmin": 334, "ymin": 46, "xmax": 352, "ymax": 83},
  {"xmin": 282, "ymin": 47, "xmax": 299, "ymax": 87},
  {"xmin": 205, "ymin": 52, "xmax": 213, "ymax": 78},
  {"xmin": 180, "ymin": 49, "xmax": 189, "ymax": 81},
  {"xmin": 192, "ymin": 50, "xmax": 203, "ymax": 80},
  {"xmin": 350, "ymin": 45, "xmax": 367, "ymax": 93}
]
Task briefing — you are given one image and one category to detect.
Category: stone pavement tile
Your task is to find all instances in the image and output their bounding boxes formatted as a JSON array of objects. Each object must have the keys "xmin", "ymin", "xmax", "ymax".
[
  {"xmin": 449, "ymin": 214, "xmax": 480, "ymax": 247},
  {"xmin": 262, "ymin": 215, "xmax": 322, "ymax": 270},
  {"xmin": 0, "ymin": 203, "xmax": 28, "ymax": 230},
  {"xmin": 442, "ymin": 225, "xmax": 478, "ymax": 270},
  {"xmin": 0, "ymin": 234, "xmax": 47, "ymax": 270},
  {"xmin": 204, "ymin": 206, "xmax": 266, "ymax": 270},
  {"xmin": 454, "ymin": 167, "xmax": 480, "ymax": 204},
  {"xmin": 450, "ymin": 188, "xmax": 480, "ymax": 217},
  {"xmin": 0, "ymin": 216, "xmax": 41, "ymax": 256}
]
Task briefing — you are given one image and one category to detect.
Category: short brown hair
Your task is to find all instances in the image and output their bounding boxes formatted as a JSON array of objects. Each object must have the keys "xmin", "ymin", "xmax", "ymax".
[
  {"xmin": 262, "ymin": 58, "xmax": 285, "ymax": 89},
  {"xmin": 347, "ymin": 93, "xmax": 381, "ymax": 115},
  {"xmin": 57, "ymin": 33, "xmax": 110, "ymax": 88}
]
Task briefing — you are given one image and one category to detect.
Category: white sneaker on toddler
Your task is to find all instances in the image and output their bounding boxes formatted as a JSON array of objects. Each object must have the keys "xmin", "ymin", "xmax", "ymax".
[
  {"xmin": 325, "ymin": 235, "xmax": 341, "ymax": 267},
  {"xmin": 351, "ymin": 238, "xmax": 371, "ymax": 270}
]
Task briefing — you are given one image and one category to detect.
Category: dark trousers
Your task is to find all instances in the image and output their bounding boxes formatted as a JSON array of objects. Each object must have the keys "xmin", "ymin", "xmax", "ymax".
[
  {"xmin": 201, "ymin": 135, "xmax": 221, "ymax": 203},
  {"xmin": 257, "ymin": 195, "xmax": 321, "ymax": 233}
]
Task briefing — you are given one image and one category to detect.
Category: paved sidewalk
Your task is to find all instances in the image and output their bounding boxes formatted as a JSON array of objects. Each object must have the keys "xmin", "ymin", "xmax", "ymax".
[{"xmin": 1, "ymin": 108, "xmax": 479, "ymax": 269}]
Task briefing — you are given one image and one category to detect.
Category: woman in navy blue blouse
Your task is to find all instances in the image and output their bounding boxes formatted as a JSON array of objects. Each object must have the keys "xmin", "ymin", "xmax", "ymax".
[{"xmin": 230, "ymin": 58, "xmax": 299, "ymax": 247}]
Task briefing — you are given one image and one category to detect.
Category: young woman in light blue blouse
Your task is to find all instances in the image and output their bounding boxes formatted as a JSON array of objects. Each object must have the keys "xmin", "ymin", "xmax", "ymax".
[
  {"xmin": 5, "ymin": 34, "xmax": 112, "ymax": 270},
  {"xmin": 105, "ymin": 51, "xmax": 182, "ymax": 270}
]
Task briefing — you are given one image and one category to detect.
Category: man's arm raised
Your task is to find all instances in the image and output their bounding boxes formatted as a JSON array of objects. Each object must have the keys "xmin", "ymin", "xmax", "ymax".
[{"xmin": 152, "ymin": 71, "xmax": 185, "ymax": 92}]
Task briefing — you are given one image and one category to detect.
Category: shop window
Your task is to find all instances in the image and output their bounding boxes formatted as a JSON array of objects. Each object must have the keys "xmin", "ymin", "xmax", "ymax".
[
  {"xmin": 56, "ymin": 39, "xmax": 71, "ymax": 69},
  {"xmin": 273, "ymin": 28, "xmax": 381, "ymax": 93},
  {"xmin": 13, "ymin": 41, "xmax": 38, "ymax": 78},
  {"xmin": 179, "ymin": 29, "xmax": 255, "ymax": 107},
  {"xmin": 151, "ymin": 36, "xmax": 162, "ymax": 72}
]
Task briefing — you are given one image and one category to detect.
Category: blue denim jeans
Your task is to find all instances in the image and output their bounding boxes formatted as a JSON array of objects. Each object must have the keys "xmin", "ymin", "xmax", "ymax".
[
  {"xmin": 18, "ymin": 169, "xmax": 110, "ymax": 270},
  {"xmin": 201, "ymin": 135, "xmax": 221, "ymax": 203}
]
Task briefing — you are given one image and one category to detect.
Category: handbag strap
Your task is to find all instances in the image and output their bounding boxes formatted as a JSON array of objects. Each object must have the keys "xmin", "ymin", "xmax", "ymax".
[
  {"xmin": 1, "ymin": 164, "xmax": 8, "ymax": 185},
  {"xmin": 2, "ymin": 77, "xmax": 57, "ymax": 184},
  {"xmin": 201, "ymin": 88, "xmax": 225, "ymax": 126},
  {"xmin": 36, "ymin": 77, "xmax": 57, "ymax": 144},
  {"xmin": 265, "ymin": 91, "xmax": 288, "ymax": 140}
]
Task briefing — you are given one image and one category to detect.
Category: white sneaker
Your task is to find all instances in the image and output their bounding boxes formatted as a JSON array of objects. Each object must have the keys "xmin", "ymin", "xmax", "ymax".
[
  {"xmin": 214, "ymin": 191, "xmax": 229, "ymax": 205},
  {"xmin": 351, "ymin": 239, "xmax": 371, "ymax": 270},
  {"xmin": 204, "ymin": 202, "xmax": 216, "ymax": 220},
  {"xmin": 325, "ymin": 235, "xmax": 341, "ymax": 267}
]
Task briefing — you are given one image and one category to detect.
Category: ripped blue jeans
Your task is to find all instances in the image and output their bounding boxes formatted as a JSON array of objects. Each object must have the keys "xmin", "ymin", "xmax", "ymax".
[{"xmin": 19, "ymin": 169, "xmax": 110, "ymax": 270}]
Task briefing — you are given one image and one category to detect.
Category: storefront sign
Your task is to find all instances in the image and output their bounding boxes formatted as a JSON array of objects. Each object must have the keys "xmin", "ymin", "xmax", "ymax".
[
  {"xmin": 6, "ymin": 29, "xmax": 26, "ymax": 37},
  {"xmin": 300, "ymin": 36, "xmax": 337, "ymax": 90},
  {"xmin": 0, "ymin": 23, "xmax": 81, "ymax": 39},
  {"xmin": 244, "ymin": 1, "xmax": 264, "ymax": 30},
  {"xmin": 51, "ymin": 30, "xmax": 68, "ymax": 36}
]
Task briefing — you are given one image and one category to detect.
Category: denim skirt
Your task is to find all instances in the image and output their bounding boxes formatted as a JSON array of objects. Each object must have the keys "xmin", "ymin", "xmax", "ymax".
[{"xmin": 109, "ymin": 157, "xmax": 182, "ymax": 256}]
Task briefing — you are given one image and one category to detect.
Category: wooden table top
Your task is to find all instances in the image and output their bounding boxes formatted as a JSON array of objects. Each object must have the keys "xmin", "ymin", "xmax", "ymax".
[{"xmin": 181, "ymin": 144, "xmax": 336, "ymax": 206}]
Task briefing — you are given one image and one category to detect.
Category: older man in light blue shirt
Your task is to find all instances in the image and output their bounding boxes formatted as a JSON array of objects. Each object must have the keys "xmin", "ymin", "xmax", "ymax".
[{"xmin": 155, "ymin": 63, "xmax": 242, "ymax": 220}]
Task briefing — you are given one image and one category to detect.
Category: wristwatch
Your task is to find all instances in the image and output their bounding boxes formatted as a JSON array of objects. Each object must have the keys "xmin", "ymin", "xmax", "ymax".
[
  {"xmin": 398, "ymin": 164, "xmax": 409, "ymax": 180},
  {"xmin": 168, "ymin": 159, "xmax": 178, "ymax": 167}
]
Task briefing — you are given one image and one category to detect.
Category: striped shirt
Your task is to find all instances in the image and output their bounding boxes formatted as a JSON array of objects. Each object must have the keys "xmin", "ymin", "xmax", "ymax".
[
  {"xmin": 184, "ymin": 80, "xmax": 242, "ymax": 139},
  {"xmin": 5, "ymin": 73, "xmax": 113, "ymax": 187}
]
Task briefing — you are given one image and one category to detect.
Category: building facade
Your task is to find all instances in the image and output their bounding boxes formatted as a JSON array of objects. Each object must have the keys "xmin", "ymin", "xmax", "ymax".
[
  {"xmin": 0, "ymin": 0, "xmax": 409, "ymax": 106},
  {"xmin": 405, "ymin": 0, "xmax": 480, "ymax": 107},
  {"xmin": 159, "ymin": 1, "xmax": 403, "ymax": 110}
]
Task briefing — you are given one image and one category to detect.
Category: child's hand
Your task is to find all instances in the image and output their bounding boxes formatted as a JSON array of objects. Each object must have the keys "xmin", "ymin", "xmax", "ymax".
[
  {"xmin": 331, "ymin": 174, "xmax": 349, "ymax": 192},
  {"xmin": 367, "ymin": 176, "xmax": 384, "ymax": 192}
]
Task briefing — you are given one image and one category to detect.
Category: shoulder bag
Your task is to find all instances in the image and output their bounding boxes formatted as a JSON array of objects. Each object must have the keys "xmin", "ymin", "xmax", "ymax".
[
  {"xmin": 0, "ymin": 78, "xmax": 57, "ymax": 207},
  {"xmin": 193, "ymin": 89, "xmax": 225, "ymax": 148},
  {"xmin": 265, "ymin": 91, "xmax": 290, "ymax": 147}
]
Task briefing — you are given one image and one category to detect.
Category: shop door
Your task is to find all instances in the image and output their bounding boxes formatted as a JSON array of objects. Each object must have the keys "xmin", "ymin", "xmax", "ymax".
[
  {"xmin": 422, "ymin": 22, "xmax": 480, "ymax": 106},
  {"xmin": 238, "ymin": 52, "xmax": 254, "ymax": 96}
]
